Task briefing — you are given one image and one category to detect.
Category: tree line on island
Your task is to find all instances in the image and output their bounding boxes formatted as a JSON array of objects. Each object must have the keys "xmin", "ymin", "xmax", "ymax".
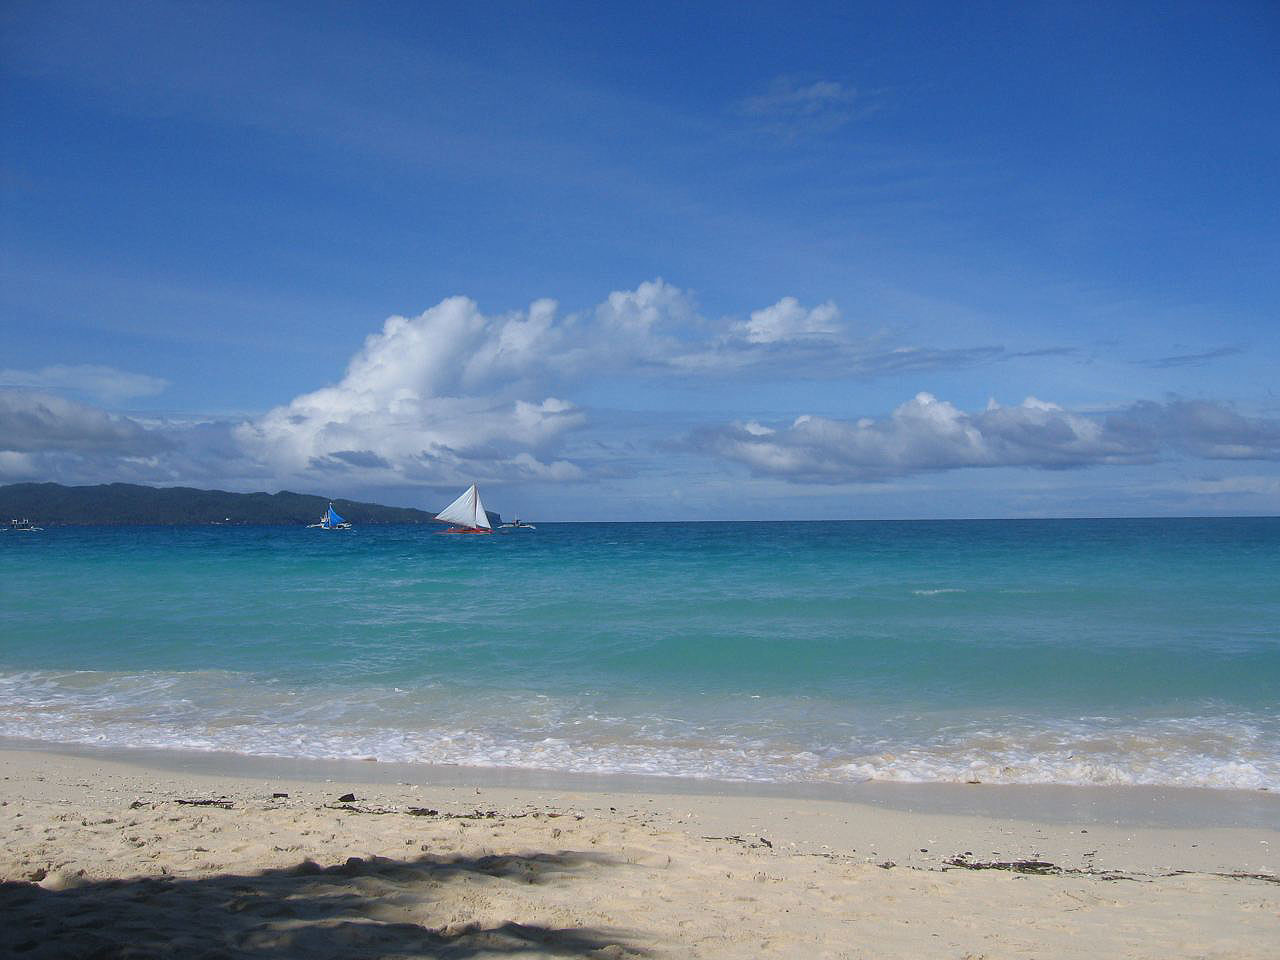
[{"xmin": 0, "ymin": 482, "xmax": 501, "ymax": 527}]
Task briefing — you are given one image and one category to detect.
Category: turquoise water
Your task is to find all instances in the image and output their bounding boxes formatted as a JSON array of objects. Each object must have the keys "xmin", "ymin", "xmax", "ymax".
[{"xmin": 2, "ymin": 519, "xmax": 1277, "ymax": 789}]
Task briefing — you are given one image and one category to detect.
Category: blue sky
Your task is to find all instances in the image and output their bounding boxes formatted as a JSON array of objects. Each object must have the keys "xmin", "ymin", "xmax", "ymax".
[{"xmin": 2, "ymin": 1, "xmax": 1278, "ymax": 519}]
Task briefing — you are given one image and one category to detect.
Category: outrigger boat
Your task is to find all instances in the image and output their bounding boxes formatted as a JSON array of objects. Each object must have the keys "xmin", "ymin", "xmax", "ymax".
[
  {"xmin": 308, "ymin": 502, "xmax": 351, "ymax": 530},
  {"xmin": 434, "ymin": 483, "xmax": 493, "ymax": 535},
  {"xmin": 499, "ymin": 515, "xmax": 535, "ymax": 530}
]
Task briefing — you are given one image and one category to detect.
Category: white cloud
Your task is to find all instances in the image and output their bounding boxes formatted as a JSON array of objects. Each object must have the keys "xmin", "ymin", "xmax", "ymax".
[
  {"xmin": 737, "ymin": 297, "xmax": 841, "ymax": 344},
  {"xmin": 698, "ymin": 394, "xmax": 1280, "ymax": 483},
  {"xmin": 586, "ymin": 278, "xmax": 701, "ymax": 371},
  {"xmin": 596, "ymin": 279, "xmax": 696, "ymax": 337},
  {"xmin": 0, "ymin": 364, "xmax": 169, "ymax": 403},
  {"xmin": 233, "ymin": 296, "xmax": 589, "ymax": 486}
]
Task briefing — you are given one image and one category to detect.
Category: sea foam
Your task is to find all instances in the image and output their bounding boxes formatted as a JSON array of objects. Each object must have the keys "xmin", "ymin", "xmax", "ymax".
[{"xmin": 2, "ymin": 669, "xmax": 1276, "ymax": 791}]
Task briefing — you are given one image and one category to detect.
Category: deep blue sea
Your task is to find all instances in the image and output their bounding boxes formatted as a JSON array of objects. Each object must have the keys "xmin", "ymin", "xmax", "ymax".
[{"xmin": 2, "ymin": 519, "xmax": 1277, "ymax": 790}]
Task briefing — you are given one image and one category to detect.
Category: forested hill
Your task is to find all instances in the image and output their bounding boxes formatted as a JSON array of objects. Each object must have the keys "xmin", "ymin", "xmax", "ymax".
[{"xmin": 0, "ymin": 482, "xmax": 498, "ymax": 526}]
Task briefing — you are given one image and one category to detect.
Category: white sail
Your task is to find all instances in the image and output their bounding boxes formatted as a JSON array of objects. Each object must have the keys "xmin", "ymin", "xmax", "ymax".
[{"xmin": 435, "ymin": 483, "xmax": 490, "ymax": 529}]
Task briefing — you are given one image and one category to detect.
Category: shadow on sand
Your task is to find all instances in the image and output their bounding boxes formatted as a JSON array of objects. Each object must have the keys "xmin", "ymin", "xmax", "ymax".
[{"xmin": 1, "ymin": 850, "xmax": 647, "ymax": 959}]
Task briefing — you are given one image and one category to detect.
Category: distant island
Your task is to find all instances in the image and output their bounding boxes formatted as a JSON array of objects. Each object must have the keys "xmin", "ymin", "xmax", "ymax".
[{"xmin": 0, "ymin": 482, "xmax": 501, "ymax": 527}]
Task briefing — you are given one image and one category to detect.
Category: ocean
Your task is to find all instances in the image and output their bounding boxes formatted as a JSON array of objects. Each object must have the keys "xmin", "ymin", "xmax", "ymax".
[{"xmin": 2, "ymin": 518, "xmax": 1277, "ymax": 791}]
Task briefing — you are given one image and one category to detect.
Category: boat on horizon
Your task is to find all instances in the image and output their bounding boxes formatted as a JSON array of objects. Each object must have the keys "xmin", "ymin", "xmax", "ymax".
[
  {"xmin": 499, "ymin": 514, "xmax": 536, "ymax": 530},
  {"xmin": 6, "ymin": 518, "xmax": 43, "ymax": 532},
  {"xmin": 434, "ymin": 483, "xmax": 493, "ymax": 535},
  {"xmin": 308, "ymin": 502, "xmax": 352, "ymax": 530}
]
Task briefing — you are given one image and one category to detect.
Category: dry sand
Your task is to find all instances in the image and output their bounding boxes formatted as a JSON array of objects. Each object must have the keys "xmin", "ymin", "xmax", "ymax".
[{"xmin": 2, "ymin": 745, "xmax": 1277, "ymax": 958}]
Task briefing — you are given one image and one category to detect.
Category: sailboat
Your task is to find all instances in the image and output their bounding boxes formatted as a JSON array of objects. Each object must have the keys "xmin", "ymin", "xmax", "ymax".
[
  {"xmin": 308, "ymin": 502, "xmax": 351, "ymax": 530},
  {"xmin": 433, "ymin": 483, "xmax": 493, "ymax": 535}
]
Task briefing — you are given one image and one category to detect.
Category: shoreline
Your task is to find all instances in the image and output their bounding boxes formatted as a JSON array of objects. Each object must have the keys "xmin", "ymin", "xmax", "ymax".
[
  {"xmin": 6, "ymin": 740, "xmax": 1279, "ymax": 874},
  {"xmin": 3, "ymin": 744, "xmax": 1277, "ymax": 957},
  {"xmin": 5, "ymin": 735, "xmax": 1277, "ymax": 831}
]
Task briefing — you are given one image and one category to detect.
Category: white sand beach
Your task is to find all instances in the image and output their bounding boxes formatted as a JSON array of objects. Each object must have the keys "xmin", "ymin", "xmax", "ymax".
[{"xmin": 2, "ymin": 745, "xmax": 1277, "ymax": 958}]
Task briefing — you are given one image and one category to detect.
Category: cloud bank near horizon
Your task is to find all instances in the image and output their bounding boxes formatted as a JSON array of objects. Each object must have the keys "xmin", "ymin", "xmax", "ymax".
[
  {"xmin": 2, "ymin": 281, "xmax": 1278, "ymax": 511},
  {"xmin": 695, "ymin": 393, "xmax": 1280, "ymax": 484}
]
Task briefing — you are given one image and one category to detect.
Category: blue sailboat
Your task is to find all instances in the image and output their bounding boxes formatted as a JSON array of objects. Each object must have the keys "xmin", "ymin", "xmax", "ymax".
[{"xmin": 308, "ymin": 502, "xmax": 352, "ymax": 530}]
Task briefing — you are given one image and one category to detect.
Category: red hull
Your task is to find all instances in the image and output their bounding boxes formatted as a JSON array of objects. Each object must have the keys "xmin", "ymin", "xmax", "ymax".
[{"xmin": 435, "ymin": 527, "xmax": 493, "ymax": 535}]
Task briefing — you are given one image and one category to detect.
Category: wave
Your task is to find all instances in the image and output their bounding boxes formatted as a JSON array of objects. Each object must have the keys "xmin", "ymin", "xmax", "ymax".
[{"xmin": 1, "ymin": 670, "xmax": 1276, "ymax": 791}]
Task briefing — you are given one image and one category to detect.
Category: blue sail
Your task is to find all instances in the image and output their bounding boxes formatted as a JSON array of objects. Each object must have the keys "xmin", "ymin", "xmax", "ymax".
[{"xmin": 325, "ymin": 505, "xmax": 345, "ymax": 526}]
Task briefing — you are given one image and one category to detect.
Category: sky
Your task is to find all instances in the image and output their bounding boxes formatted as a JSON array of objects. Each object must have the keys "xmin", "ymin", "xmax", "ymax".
[{"xmin": 1, "ymin": 0, "xmax": 1278, "ymax": 520}]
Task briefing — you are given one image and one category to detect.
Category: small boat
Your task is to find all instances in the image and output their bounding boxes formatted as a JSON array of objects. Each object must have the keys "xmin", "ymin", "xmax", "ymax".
[
  {"xmin": 499, "ymin": 515, "xmax": 536, "ymax": 530},
  {"xmin": 7, "ymin": 518, "xmax": 43, "ymax": 532},
  {"xmin": 433, "ymin": 483, "xmax": 493, "ymax": 535},
  {"xmin": 308, "ymin": 502, "xmax": 352, "ymax": 530}
]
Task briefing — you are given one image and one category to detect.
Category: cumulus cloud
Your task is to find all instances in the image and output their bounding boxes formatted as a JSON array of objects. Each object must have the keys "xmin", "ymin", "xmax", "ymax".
[
  {"xmin": 590, "ymin": 279, "xmax": 700, "ymax": 365},
  {"xmin": 737, "ymin": 297, "xmax": 841, "ymax": 344},
  {"xmin": 233, "ymin": 295, "xmax": 589, "ymax": 486},
  {"xmin": 697, "ymin": 394, "xmax": 1280, "ymax": 484},
  {"xmin": 0, "ymin": 364, "xmax": 169, "ymax": 403}
]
